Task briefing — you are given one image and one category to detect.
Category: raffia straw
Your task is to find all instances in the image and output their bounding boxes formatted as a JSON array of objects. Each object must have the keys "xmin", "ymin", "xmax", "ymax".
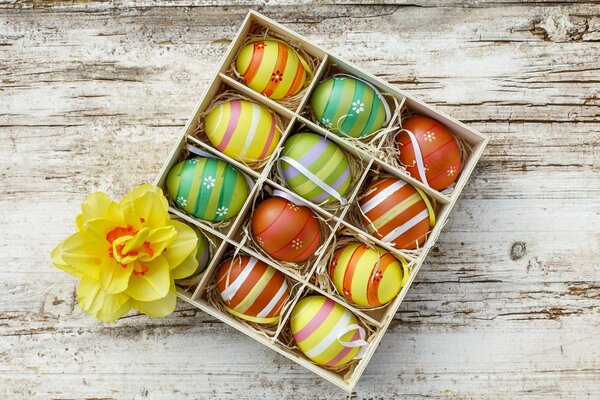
[
  {"xmin": 239, "ymin": 184, "xmax": 335, "ymax": 279},
  {"xmin": 270, "ymin": 139, "xmax": 366, "ymax": 214},
  {"xmin": 174, "ymin": 223, "xmax": 221, "ymax": 292},
  {"xmin": 165, "ymin": 144, "xmax": 236, "ymax": 231},
  {"xmin": 225, "ymin": 23, "xmax": 320, "ymax": 111},
  {"xmin": 344, "ymin": 170, "xmax": 440, "ymax": 259},
  {"xmin": 205, "ymin": 249, "xmax": 304, "ymax": 339},
  {"xmin": 312, "ymin": 228, "xmax": 414, "ymax": 313},
  {"xmin": 379, "ymin": 106, "xmax": 473, "ymax": 196},
  {"xmin": 278, "ymin": 290, "xmax": 379, "ymax": 379},
  {"xmin": 191, "ymin": 89, "xmax": 287, "ymax": 172}
]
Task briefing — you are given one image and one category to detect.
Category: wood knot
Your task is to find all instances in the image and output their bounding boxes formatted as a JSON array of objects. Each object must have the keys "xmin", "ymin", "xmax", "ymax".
[{"xmin": 510, "ymin": 242, "xmax": 527, "ymax": 261}]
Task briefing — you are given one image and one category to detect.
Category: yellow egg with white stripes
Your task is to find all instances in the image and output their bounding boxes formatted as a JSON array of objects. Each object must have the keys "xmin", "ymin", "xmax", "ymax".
[
  {"xmin": 204, "ymin": 100, "xmax": 281, "ymax": 163},
  {"xmin": 291, "ymin": 295, "xmax": 367, "ymax": 367}
]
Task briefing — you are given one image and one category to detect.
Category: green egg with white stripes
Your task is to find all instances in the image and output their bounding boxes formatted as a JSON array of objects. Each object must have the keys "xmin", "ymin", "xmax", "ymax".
[
  {"xmin": 166, "ymin": 157, "xmax": 249, "ymax": 222},
  {"xmin": 310, "ymin": 75, "xmax": 391, "ymax": 138}
]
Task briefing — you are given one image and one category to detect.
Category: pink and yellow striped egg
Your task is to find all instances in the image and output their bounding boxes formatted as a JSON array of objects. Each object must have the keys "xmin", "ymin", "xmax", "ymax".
[
  {"xmin": 291, "ymin": 295, "xmax": 364, "ymax": 367},
  {"xmin": 204, "ymin": 100, "xmax": 281, "ymax": 162},
  {"xmin": 236, "ymin": 39, "xmax": 310, "ymax": 100}
]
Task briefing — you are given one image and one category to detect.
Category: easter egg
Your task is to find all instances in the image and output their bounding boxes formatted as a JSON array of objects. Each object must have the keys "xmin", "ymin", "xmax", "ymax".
[
  {"xmin": 310, "ymin": 75, "xmax": 390, "ymax": 138},
  {"xmin": 236, "ymin": 39, "xmax": 310, "ymax": 100},
  {"xmin": 359, "ymin": 178, "xmax": 435, "ymax": 250},
  {"xmin": 252, "ymin": 197, "xmax": 322, "ymax": 263},
  {"xmin": 329, "ymin": 243, "xmax": 405, "ymax": 307},
  {"xmin": 279, "ymin": 132, "xmax": 352, "ymax": 204},
  {"xmin": 216, "ymin": 256, "xmax": 290, "ymax": 324},
  {"xmin": 166, "ymin": 157, "xmax": 249, "ymax": 222},
  {"xmin": 291, "ymin": 295, "xmax": 366, "ymax": 367},
  {"xmin": 172, "ymin": 223, "xmax": 211, "ymax": 279},
  {"xmin": 395, "ymin": 115, "xmax": 463, "ymax": 191},
  {"xmin": 204, "ymin": 100, "xmax": 281, "ymax": 162}
]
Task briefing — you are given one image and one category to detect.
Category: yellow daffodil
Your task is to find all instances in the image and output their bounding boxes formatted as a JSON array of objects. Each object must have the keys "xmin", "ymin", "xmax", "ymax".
[{"xmin": 51, "ymin": 184, "xmax": 199, "ymax": 322}]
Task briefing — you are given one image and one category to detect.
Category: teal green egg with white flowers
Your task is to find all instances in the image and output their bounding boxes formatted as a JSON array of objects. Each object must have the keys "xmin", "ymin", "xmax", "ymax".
[{"xmin": 310, "ymin": 75, "xmax": 390, "ymax": 138}]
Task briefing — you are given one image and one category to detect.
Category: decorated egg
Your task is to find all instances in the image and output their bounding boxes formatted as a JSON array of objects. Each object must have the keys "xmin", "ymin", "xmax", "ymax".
[
  {"xmin": 216, "ymin": 256, "xmax": 290, "ymax": 324},
  {"xmin": 291, "ymin": 295, "xmax": 367, "ymax": 367},
  {"xmin": 310, "ymin": 75, "xmax": 391, "ymax": 138},
  {"xmin": 172, "ymin": 223, "xmax": 211, "ymax": 279},
  {"xmin": 395, "ymin": 115, "xmax": 463, "ymax": 191},
  {"xmin": 166, "ymin": 157, "xmax": 249, "ymax": 222},
  {"xmin": 279, "ymin": 132, "xmax": 352, "ymax": 204},
  {"xmin": 252, "ymin": 197, "xmax": 322, "ymax": 263},
  {"xmin": 329, "ymin": 243, "xmax": 406, "ymax": 307},
  {"xmin": 236, "ymin": 39, "xmax": 310, "ymax": 100},
  {"xmin": 359, "ymin": 178, "xmax": 435, "ymax": 250},
  {"xmin": 204, "ymin": 100, "xmax": 281, "ymax": 162}
]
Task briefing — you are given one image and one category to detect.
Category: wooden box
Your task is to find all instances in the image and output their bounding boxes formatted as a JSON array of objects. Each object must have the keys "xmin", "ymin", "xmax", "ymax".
[{"xmin": 153, "ymin": 10, "xmax": 488, "ymax": 392}]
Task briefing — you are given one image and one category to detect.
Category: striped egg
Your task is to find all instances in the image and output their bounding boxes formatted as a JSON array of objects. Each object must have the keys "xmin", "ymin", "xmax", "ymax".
[
  {"xmin": 236, "ymin": 39, "xmax": 310, "ymax": 100},
  {"xmin": 329, "ymin": 243, "xmax": 406, "ymax": 307},
  {"xmin": 310, "ymin": 75, "xmax": 390, "ymax": 138},
  {"xmin": 396, "ymin": 115, "xmax": 463, "ymax": 191},
  {"xmin": 204, "ymin": 100, "xmax": 281, "ymax": 162},
  {"xmin": 172, "ymin": 222, "xmax": 211, "ymax": 279},
  {"xmin": 252, "ymin": 197, "xmax": 322, "ymax": 263},
  {"xmin": 279, "ymin": 132, "xmax": 352, "ymax": 205},
  {"xmin": 359, "ymin": 178, "xmax": 435, "ymax": 250},
  {"xmin": 216, "ymin": 256, "xmax": 290, "ymax": 325},
  {"xmin": 166, "ymin": 157, "xmax": 249, "ymax": 222},
  {"xmin": 291, "ymin": 295, "xmax": 366, "ymax": 367}
]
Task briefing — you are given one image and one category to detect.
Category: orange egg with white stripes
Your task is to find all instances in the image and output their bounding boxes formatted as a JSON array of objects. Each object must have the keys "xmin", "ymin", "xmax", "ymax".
[
  {"xmin": 329, "ymin": 243, "xmax": 408, "ymax": 307},
  {"xmin": 359, "ymin": 177, "xmax": 435, "ymax": 250},
  {"xmin": 216, "ymin": 256, "xmax": 290, "ymax": 325},
  {"xmin": 204, "ymin": 100, "xmax": 281, "ymax": 162},
  {"xmin": 291, "ymin": 295, "xmax": 368, "ymax": 367},
  {"xmin": 236, "ymin": 39, "xmax": 310, "ymax": 100}
]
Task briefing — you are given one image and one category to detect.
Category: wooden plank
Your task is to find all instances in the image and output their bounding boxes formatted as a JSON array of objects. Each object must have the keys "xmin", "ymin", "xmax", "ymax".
[{"xmin": 0, "ymin": 1, "xmax": 599, "ymax": 398}]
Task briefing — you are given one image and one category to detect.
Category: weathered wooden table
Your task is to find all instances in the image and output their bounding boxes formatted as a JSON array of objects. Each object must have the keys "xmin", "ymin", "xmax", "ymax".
[{"xmin": 1, "ymin": 2, "xmax": 599, "ymax": 399}]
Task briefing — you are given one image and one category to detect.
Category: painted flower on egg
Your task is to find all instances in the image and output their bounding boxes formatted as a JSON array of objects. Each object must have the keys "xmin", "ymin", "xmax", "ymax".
[{"xmin": 51, "ymin": 184, "xmax": 199, "ymax": 322}]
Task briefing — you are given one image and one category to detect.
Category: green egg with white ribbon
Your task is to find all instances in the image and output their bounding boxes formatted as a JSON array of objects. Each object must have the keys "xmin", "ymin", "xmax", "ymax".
[
  {"xmin": 310, "ymin": 74, "xmax": 391, "ymax": 138},
  {"xmin": 278, "ymin": 132, "xmax": 352, "ymax": 205}
]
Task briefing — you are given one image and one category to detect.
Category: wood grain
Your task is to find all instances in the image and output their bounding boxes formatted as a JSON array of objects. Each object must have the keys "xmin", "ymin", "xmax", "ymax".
[{"xmin": 1, "ymin": 2, "xmax": 599, "ymax": 399}]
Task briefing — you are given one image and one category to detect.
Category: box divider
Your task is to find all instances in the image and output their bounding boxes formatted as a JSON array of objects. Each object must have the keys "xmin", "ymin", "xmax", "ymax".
[
  {"xmin": 219, "ymin": 73, "xmax": 296, "ymax": 119},
  {"xmin": 302, "ymin": 280, "xmax": 383, "ymax": 328},
  {"xmin": 295, "ymin": 54, "xmax": 330, "ymax": 113},
  {"xmin": 332, "ymin": 217, "xmax": 416, "ymax": 262}
]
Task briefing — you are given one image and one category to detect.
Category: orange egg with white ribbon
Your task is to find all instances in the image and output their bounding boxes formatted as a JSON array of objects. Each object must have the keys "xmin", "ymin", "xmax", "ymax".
[{"xmin": 395, "ymin": 115, "xmax": 463, "ymax": 192}]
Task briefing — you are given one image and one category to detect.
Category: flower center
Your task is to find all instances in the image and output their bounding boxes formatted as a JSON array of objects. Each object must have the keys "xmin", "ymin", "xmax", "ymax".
[{"xmin": 106, "ymin": 225, "xmax": 154, "ymax": 276}]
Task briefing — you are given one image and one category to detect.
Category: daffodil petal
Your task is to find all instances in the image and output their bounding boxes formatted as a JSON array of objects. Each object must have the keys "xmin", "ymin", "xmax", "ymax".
[
  {"xmin": 164, "ymin": 220, "xmax": 198, "ymax": 269},
  {"xmin": 80, "ymin": 218, "xmax": 115, "ymax": 253},
  {"xmin": 99, "ymin": 258, "xmax": 133, "ymax": 294},
  {"xmin": 77, "ymin": 276, "xmax": 130, "ymax": 319},
  {"xmin": 60, "ymin": 232, "xmax": 101, "ymax": 280},
  {"xmin": 126, "ymin": 254, "xmax": 170, "ymax": 302},
  {"xmin": 130, "ymin": 282, "xmax": 177, "ymax": 318},
  {"xmin": 51, "ymin": 238, "xmax": 84, "ymax": 279},
  {"xmin": 96, "ymin": 299, "xmax": 132, "ymax": 322},
  {"xmin": 77, "ymin": 192, "xmax": 122, "ymax": 231},
  {"xmin": 141, "ymin": 225, "xmax": 177, "ymax": 262},
  {"xmin": 120, "ymin": 185, "xmax": 169, "ymax": 230},
  {"xmin": 171, "ymin": 251, "xmax": 201, "ymax": 280}
]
